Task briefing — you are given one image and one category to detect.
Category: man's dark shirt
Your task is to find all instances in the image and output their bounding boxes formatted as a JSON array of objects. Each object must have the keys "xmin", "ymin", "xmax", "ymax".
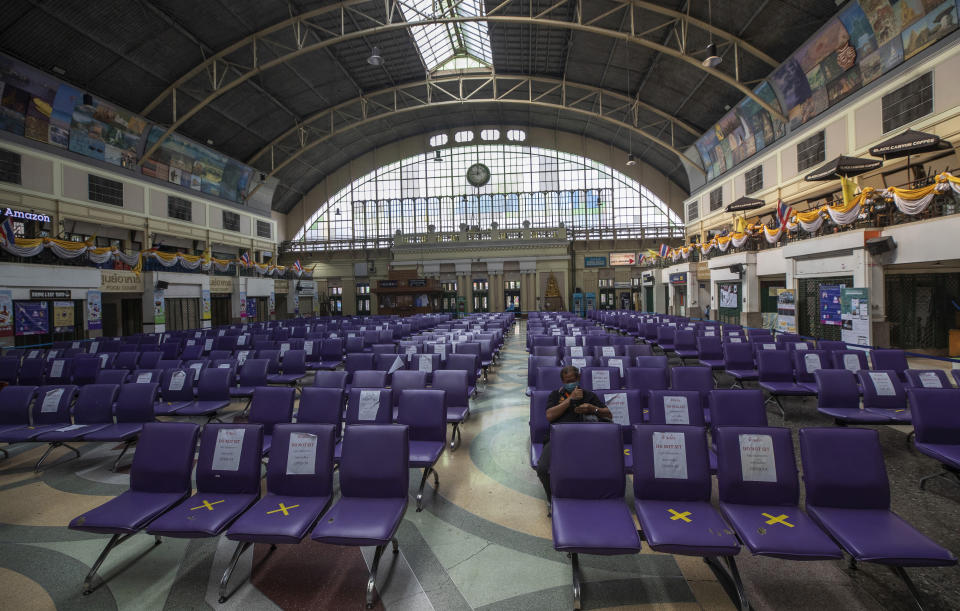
[{"xmin": 544, "ymin": 386, "xmax": 608, "ymax": 441}]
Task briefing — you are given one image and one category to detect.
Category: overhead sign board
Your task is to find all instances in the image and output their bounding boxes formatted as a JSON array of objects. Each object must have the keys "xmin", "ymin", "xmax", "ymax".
[
  {"xmin": 584, "ymin": 256, "xmax": 607, "ymax": 268},
  {"xmin": 609, "ymin": 253, "xmax": 637, "ymax": 266},
  {"xmin": 669, "ymin": 273, "xmax": 688, "ymax": 285}
]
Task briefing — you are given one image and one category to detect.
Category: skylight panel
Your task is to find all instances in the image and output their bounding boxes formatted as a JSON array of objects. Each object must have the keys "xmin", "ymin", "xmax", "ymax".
[{"xmin": 398, "ymin": 0, "xmax": 492, "ymax": 72}]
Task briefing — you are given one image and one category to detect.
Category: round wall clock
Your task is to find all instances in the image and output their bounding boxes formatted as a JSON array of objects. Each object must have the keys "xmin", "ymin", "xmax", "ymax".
[{"xmin": 466, "ymin": 163, "xmax": 491, "ymax": 187}]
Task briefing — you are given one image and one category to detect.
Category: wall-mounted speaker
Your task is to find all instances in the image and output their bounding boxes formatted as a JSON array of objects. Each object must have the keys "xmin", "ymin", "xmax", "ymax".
[
  {"xmin": 866, "ymin": 236, "xmax": 896, "ymax": 256},
  {"xmin": 155, "ymin": 280, "xmax": 169, "ymax": 290},
  {"xmin": 729, "ymin": 264, "xmax": 744, "ymax": 275}
]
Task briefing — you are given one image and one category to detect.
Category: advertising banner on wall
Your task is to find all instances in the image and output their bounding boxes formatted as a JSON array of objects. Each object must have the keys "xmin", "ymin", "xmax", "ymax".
[
  {"xmin": 0, "ymin": 290, "xmax": 12, "ymax": 337},
  {"xmin": 269, "ymin": 291, "xmax": 276, "ymax": 316},
  {"xmin": 819, "ymin": 284, "xmax": 844, "ymax": 326},
  {"xmin": 584, "ymin": 256, "xmax": 607, "ymax": 268},
  {"xmin": 239, "ymin": 291, "xmax": 247, "ymax": 319},
  {"xmin": 609, "ymin": 253, "xmax": 637, "ymax": 266},
  {"xmin": 776, "ymin": 289, "xmax": 797, "ymax": 333},
  {"xmin": 153, "ymin": 290, "xmax": 165, "ymax": 324},
  {"xmin": 86, "ymin": 289, "xmax": 102, "ymax": 330},
  {"xmin": 246, "ymin": 296, "xmax": 258, "ymax": 319},
  {"xmin": 840, "ymin": 287, "xmax": 870, "ymax": 345},
  {"xmin": 719, "ymin": 283, "xmax": 740, "ymax": 309},
  {"xmin": 53, "ymin": 301, "xmax": 74, "ymax": 332},
  {"xmin": 15, "ymin": 301, "xmax": 48, "ymax": 336},
  {"xmin": 201, "ymin": 289, "xmax": 211, "ymax": 321}
]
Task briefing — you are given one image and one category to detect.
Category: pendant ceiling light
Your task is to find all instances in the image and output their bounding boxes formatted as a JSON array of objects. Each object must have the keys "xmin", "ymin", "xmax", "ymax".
[
  {"xmin": 625, "ymin": 40, "xmax": 636, "ymax": 167},
  {"xmin": 702, "ymin": 1, "xmax": 722, "ymax": 68},
  {"xmin": 433, "ymin": 150, "xmax": 443, "ymax": 162},
  {"xmin": 626, "ymin": 154, "xmax": 637, "ymax": 166},
  {"xmin": 367, "ymin": 46, "xmax": 383, "ymax": 66}
]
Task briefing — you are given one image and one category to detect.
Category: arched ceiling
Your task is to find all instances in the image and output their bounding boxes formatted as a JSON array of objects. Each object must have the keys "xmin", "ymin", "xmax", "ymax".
[{"xmin": 0, "ymin": 0, "xmax": 842, "ymax": 213}]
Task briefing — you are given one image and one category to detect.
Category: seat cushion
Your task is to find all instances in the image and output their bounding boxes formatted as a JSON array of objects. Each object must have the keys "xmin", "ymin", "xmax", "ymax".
[
  {"xmin": 83, "ymin": 423, "xmax": 144, "ymax": 441},
  {"xmin": 817, "ymin": 407, "xmax": 891, "ymax": 424},
  {"xmin": 311, "ymin": 497, "xmax": 407, "ymax": 546},
  {"xmin": 915, "ymin": 443, "xmax": 960, "ymax": 469},
  {"xmin": 864, "ymin": 407, "xmax": 911, "ymax": 423},
  {"xmin": 530, "ymin": 442, "xmax": 543, "ymax": 468},
  {"xmin": 727, "ymin": 369, "xmax": 758, "ymax": 380},
  {"xmin": 0, "ymin": 425, "xmax": 63, "ymax": 442},
  {"xmin": 806, "ymin": 506, "xmax": 957, "ymax": 567},
  {"xmin": 675, "ymin": 350, "xmax": 698, "ymax": 358},
  {"xmin": 36, "ymin": 423, "xmax": 111, "ymax": 441},
  {"xmin": 267, "ymin": 374, "xmax": 303, "ymax": 385},
  {"xmin": 155, "ymin": 401, "xmax": 193, "ymax": 416},
  {"xmin": 699, "ymin": 359, "xmax": 725, "ymax": 369},
  {"xmin": 70, "ymin": 491, "xmax": 187, "ymax": 535},
  {"xmin": 409, "ymin": 440, "xmax": 443, "ymax": 468},
  {"xmin": 446, "ymin": 407, "xmax": 469, "ymax": 423},
  {"xmin": 229, "ymin": 387, "xmax": 256, "ymax": 398},
  {"xmin": 147, "ymin": 492, "xmax": 258, "ymax": 537},
  {"xmin": 227, "ymin": 494, "xmax": 331, "ymax": 544},
  {"xmin": 720, "ymin": 502, "xmax": 841, "ymax": 560},
  {"xmin": 175, "ymin": 400, "xmax": 231, "ymax": 416},
  {"xmin": 635, "ymin": 499, "xmax": 739, "ymax": 556},
  {"xmin": 551, "ymin": 498, "xmax": 642, "ymax": 555},
  {"xmin": 759, "ymin": 382, "xmax": 815, "ymax": 396}
]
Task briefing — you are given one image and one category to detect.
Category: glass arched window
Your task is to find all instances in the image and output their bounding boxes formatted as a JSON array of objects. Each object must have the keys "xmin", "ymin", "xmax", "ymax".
[{"xmin": 295, "ymin": 144, "xmax": 682, "ymax": 248}]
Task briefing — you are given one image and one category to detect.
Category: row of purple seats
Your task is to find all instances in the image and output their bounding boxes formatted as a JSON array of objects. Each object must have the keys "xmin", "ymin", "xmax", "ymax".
[
  {"xmin": 548, "ymin": 422, "xmax": 956, "ymax": 609},
  {"xmin": 69, "ymin": 422, "xmax": 412, "ymax": 607}
]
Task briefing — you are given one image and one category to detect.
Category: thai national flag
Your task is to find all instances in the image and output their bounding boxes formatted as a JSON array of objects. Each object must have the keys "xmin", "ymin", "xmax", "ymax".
[
  {"xmin": 658, "ymin": 243, "xmax": 670, "ymax": 257},
  {"xmin": 776, "ymin": 199, "xmax": 793, "ymax": 228},
  {"xmin": 293, "ymin": 259, "xmax": 303, "ymax": 273},
  {"xmin": 240, "ymin": 251, "xmax": 251, "ymax": 266},
  {"xmin": 0, "ymin": 215, "xmax": 14, "ymax": 245}
]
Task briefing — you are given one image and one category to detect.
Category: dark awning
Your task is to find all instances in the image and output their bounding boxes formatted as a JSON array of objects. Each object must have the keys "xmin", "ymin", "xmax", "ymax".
[
  {"xmin": 725, "ymin": 196, "xmax": 764, "ymax": 212},
  {"xmin": 804, "ymin": 155, "xmax": 882, "ymax": 181},
  {"xmin": 869, "ymin": 129, "xmax": 952, "ymax": 159}
]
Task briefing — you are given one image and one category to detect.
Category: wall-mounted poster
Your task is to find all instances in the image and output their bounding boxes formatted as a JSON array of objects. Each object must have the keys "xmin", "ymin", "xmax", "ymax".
[
  {"xmin": 53, "ymin": 301, "xmax": 74, "ymax": 332},
  {"xmin": 15, "ymin": 301, "xmax": 48, "ymax": 336},
  {"xmin": 69, "ymin": 96, "xmax": 147, "ymax": 168},
  {"xmin": 269, "ymin": 291, "xmax": 276, "ymax": 316},
  {"xmin": 0, "ymin": 290, "xmax": 13, "ymax": 337},
  {"xmin": 239, "ymin": 291, "xmax": 247, "ymax": 319},
  {"xmin": 841, "ymin": 287, "xmax": 871, "ymax": 345},
  {"xmin": 246, "ymin": 296, "xmax": 257, "ymax": 319},
  {"xmin": 0, "ymin": 56, "xmax": 60, "ymax": 144},
  {"xmin": 819, "ymin": 285, "xmax": 844, "ymax": 326},
  {"xmin": 153, "ymin": 290, "xmax": 165, "ymax": 324},
  {"xmin": 87, "ymin": 289, "xmax": 102, "ymax": 330},
  {"xmin": 776, "ymin": 289, "xmax": 797, "ymax": 333},
  {"xmin": 719, "ymin": 283, "xmax": 740, "ymax": 309},
  {"xmin": 201, "ymin": 289, "xmax": 211, "ymax": 321}
]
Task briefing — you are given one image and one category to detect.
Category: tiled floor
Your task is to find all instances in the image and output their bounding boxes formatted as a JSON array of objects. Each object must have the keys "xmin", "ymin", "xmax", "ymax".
[{"xmin": 1, "ymin": 322, "xmax": 958, "ymax": 610}]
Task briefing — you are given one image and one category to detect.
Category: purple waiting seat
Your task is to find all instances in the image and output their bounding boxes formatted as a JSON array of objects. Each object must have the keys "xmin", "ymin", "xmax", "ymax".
[
  {"xmin": 18, "ymin": 358, "xmax": 46, "ymax": 386},
  {"xmin": 723, "ymin": 343, "xmax": 757, "ymax": 389},
  {"xmin": 97, "ymin": 369, "xmax": 130, "ymax": 386},
  {"xmin": 529, "ymin": 391, "xmax": 550, "ymax": 468},
  {"xmin": 311, "ymin": 424, "xmax": 410, "ymax": 609},
  {"xmin": 130, "ymin": 369, "xmax": 163, "ymax": 385},
  {"xmin": 334, "ymin": 388, "xmax": 393, "ymax": 461},
  {"xmin": 671, "ymin": 366, "xmax": 714, "ymax": 422},
  {"xmin": 904, "ymin": 369, "xmax": 952, "ymax": 389},
  {"xmin": 0, "ymin": 356, "xmax": 19, "ymax": 385},
  {"xmin": 113, "ymin": 351, "xmax": 139, "ymax": 372},
  {"xmin": 179, "ymin": 344, "xmax": 202, "ymax": 361},
  {"xmin": 799, "ymin": 427, "xmax": 957, "ymax": 608},
  {"xmin": 535, "ymin": 366, "xmax": 563, "ymax": 393},
  {"xmin": 813, "ymin": 369, "xmax": 888, "ymax": 425},
  {"xmin": 344, "ymin": 353, "xmax": 375, "ymax": 384},
  {"xmin": 527, "ymin": 355, "xmax": 559, "ymax": 395},
  {"xmin": 715, "ymin": 426, "xmax": 842, "ymax": 562},
  {"xmin": 69, "ymin": 422, "xmax": 200, "ymax": 594},
  {"xmin": 35, "ymin": 385, "xmax": 119, "ymax": 464},
  {"xmin": 44, "ymin": 358, "xmax": 72, "ymax": 385},
  {"xmin": 432, "ymin": 369, "xmax": 470, "ymax": 450},
  {"xmin": 267, "ymin": 349, "xmax": 308, "ymax": 386},
  {"xmin": 84, "ymin": 383, "xmax": 159, "ymax": 471},
  {"xmin": 647, "ymin": 390, "xmax": 704, "ymax": 427},
  {"xmin": 579, "ymin": 366, "xmax": 620, "ymax": 393},
  {"xmin": 817, "ymin": 340, "xmax": 846, "ymax": 352},
  {"xmin": 869, "ymin": 349, "xmax": 911, "ymax": 386},
  {"xmin": 596, "ymin": 389, "xmax": 643, "ymax": 468},
  {"xmin": 71, "ymin": 356, "xmax": 101, "ymax": 386},
  {"xmin": 654, "ymin": 326, "xmax": 676, "ymax": 354},
  {"xmin": 792, "ymin": 349, "xmax": 831, "ymax": 393},
  {"xmin": 549, "ymin": 423, "xmax": 642, "ymax": 609},
  {"xmin": 147, "ymin": 423, "xmax": 263, "ymax": 540},
  {"xmin": 709, "ymin": 389, "xmax": 766, "ymax": 471},
  {"xmin": 0, "ymin": 385, "xmax": 78, "ymax": 469},
  {"xmin": 138, "ymin": 351, "xmax": 162, "ymax": 369},
  {"xmin": 297, "ymin": 387, "xmax": 345, "ymax": 436},
  {"xmin": 446, "ymin": 353, "xmax": 481, "ymax": 395},
  {"xmin": 390, "ymin": 370, "xmax": 427, "ymax": 412},
  {"xmin": 858, "ymin": 370, "xmax": 911, "ymax": 423},
  {"xmin": 0, "ymin": 385, "xmax": 38, "ymax": 458},
  {"xmin": 174, "ymin": 368, "xmax": 233, "ymax": 421},
  {"xmin": 397, "ymin": 389, "xmax": 446, "ymax": 511},
  {"xmin": 313, "ymin": 370, "xmax": 348, "ymax": 389},
  {"xmin": 219, "ymin": 423, "xmax": 337, "ymax": 603},
  {"xmin": 350, "ymin": 370, "xmax": 388, "ymax": 394},
  {"xmin": 673, "ymin": 330, "xmax": 699, "ymax": 362},
  {"xmin": 229, "ymin": 358, "xmax": 269, "ymax": 401},
  {"xmin": 696, "ymin": 336, "xmax": 725, "ymax": 371},
  {"xmin": 624, "ymin": 344, "xmax": 654, "ymax": 360},
  {"xmin": 248, "ymin": 387, "xmax": 296, "ymax": 455},
  {"xmin": 155, "ymin": 368, "xmax": 196, "ymax": 416},
  {"xmin": 631, "ymin": 424, "xmax": 746, "ymax": 609},
  {"xmin": 757, "ymin": 350, "xmax": 815, "ymax": 419},
  {"xmin": 908, "ymin": 388, "xmax": 960, "ymax": 490}
]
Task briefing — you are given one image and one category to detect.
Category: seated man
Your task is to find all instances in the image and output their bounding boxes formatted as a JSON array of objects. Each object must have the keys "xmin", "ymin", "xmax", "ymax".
[{"xmin": 535, "ymin": 365, "xmax": 611, "ymax": 512}]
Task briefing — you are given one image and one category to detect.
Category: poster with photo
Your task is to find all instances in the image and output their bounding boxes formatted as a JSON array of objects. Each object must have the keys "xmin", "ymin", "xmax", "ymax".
[
  {"xmin": 15, "ymin": 301, "xmax": 48, "ymax": 336},
  {"xmin": 776, "ymin": 289, "xmax": 797, "ymax": 334},
  {"xmin": 841, "ymin": 287, "xmax": 871, "ymax": 345},
  {"xmin": 201, "ymin": 289, "xmax": 211, "ymax": 321},
  {"xmin": 68, "ymin": 96, "xmax": 147, "ymax": 168},
  {"xmin": 53, "ymin": 301, "xmax": 74, "ymax": 332},
  {"xmin": 153, "ymin": 290, "xmax": 165, "ymax": 324},
  {"xmin": 0, "ymin": 290, "xmax": 13, "ymax": 337},
  {"xmin": 819, "ymin": 285, "xmax": 844, "ymax": 326},
  {"xmin": 0, "ymin": 56, "xmax": 60, "ymax": 143},
  {"xmin": 719, "ymin": 283, "xmax": 740, "ymax": 309},
  {"xmin": 87, "ymin": 289, "xmax": 102, "ymax": 330},
  {"xmin": 239, "ymin": 292, "xmax": 247, "ymax": 319}
]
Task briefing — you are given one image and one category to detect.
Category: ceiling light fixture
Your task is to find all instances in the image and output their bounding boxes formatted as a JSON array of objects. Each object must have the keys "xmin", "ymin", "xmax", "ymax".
[
  {"xmin": 625, "ymin": 40, "xmax": 636, "ymax": 168},
  {"xmin": 702, "ymin": 1, "xmax": 722, "ymax": 68},
  {"xmin": 626, "ymin": 154, "xmax": 637, "ymax": 166},
  {"xmin": 433, "ymin": 150, "xmax": 443, "ymax": 162},
  {"xmin": 367, "ymin": 46, "xmax": 383, "ymax": 66},
  {"xmin": 335, "ymin": 208, "xmax": 342, "ymax": 216}
]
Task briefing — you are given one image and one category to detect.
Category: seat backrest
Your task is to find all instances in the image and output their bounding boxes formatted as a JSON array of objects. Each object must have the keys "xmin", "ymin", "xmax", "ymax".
[
  {"xmin": 535, "ymin": 366, "xmax": 563, "ymax": 391},
  {"xmin": 722, "ymin": 342, "xmax": 755, "ymax": 370},
  {"xmin": 674, "ymin": 330, "xmax": 697, "ymax": 350},
  {"xmin": 757, "ymin": 350, "xmax": 794, "ymax": 383},
  {"xmin": 346, "ymin": 388, "xmax": 392, "ymax": 424},
  {"xmin": 179, "ymin": 344, "xmax": 202, "ymax": 360},
  {"xmin": 793, "ymin": 350, "xmax": 830, "ymax": 383},
  {"xmin": 352, "ymin": 370, "xmax": 388, "ymax": 389},
  {"xmin": 397, "ymin": 389, "xmax": 446, "ymax": 444},
  {"xmin": 71, "ymin": 357, "xmax": 101, "ymax": 385},
  {"xmin": 632, "ymin": 425, "xmax": 711, "ymax": 502},
  {"xmin": 549, "ymin": 423, "xmax": 624, "ymax": 500},
  {"xmin": 129, "ymin": 422, "xmax": 200, "ymax": 494},
  {"xmin": 696, "ymin": 336, "xmax": 723, "ymax": 359},
  {"xmin": 46, "ymin": 358, "xmax": 73, "ymax": 384},
  {"xmin": 114, "ymin": 351, "xmax": 140, "ymax": 371},
  {"xmin": 116, "ymin": 382, "xmax": 159, "ymax": 423},
  {"xmin": 339, "ymin": 424, "xmax": 409, "ymax": 499},
  {"xmin": 817, "ymin": 340, "xmax": 846, "ymax": 352},
  {"xmin": 529, "ymin": 391, "xmax": 551, "ymax": 444},
  {"xmin": 656, "ymin": 327, "xmax": 675, "ymax": 343},
  {"xmin": 280, "ymin": 349, "xmax": 306, "ymax": 374},
  {"xmin": 18, "ymin": 358, "xmax": 46, "ymax": 385},
  {"xmin": 592, "ymin": 344, "xmax": 623, "ymax": 359},
  {"xmin": 647, "ymin": 390, "xmax": 704, "ymax": 426},
  {"xmin": 597, "ymin": 389, "xmax": 644, "ymax": 430},
  {"xmin": 249, "ymin": 387, "xmax": 296, "ymax": 433},
  {"xmin": 257, "ymin": 349, "xmax": 281, "ymax": 374},
  {"xmin": 267, "ymin": 423, "xmax": 336, "ymax": 497},
  {"xmin": 528, "ymin": 355, "xmax": 559, "ymax": 384},
  {"xmin": 344, "ymin": 352, "xmax": 374, "ymax": 376},
  {"xmin": 909, "ymin": 388, "xmax": 960, "ymax": 444},
  {"xmin": 138, "ymin": 351, "xmax": 162, "ymax": 369},
  {"xmin": 155, "ymin": 359, "xmax": 182, "ymax": 370},
  {"xmin": 0, "ymin": 357, "xmax": 21, "ymax": 384},
  {"xmin": 601, "ymin": 356, "xmax": 628, "ymax": 378},
  {"xmin": 580, "ymin": 366, "xmax": 621, "ymax": 392},
  {"xmin": 455, "ymin": 342, "xmax": 480, "ymax": 357},
  {"xmin": 870, "ymin": 349, "xmax": 908, "ymax": 379},
  {"xmin": 431, "ymin": 369, "xmax": 469, "ymax": 409},
  {"xmin": 159, "ymin": 368, "xmax": 195, "ymax": 403},
  {"xmin": 33, "ymin": 385, "xmax": 78, "ymax": 425},
  {"xmin": 533, "ymin": 345, "xmax": 561, "ymax": 358},
  {"xmin": 635, "ymin": 355, "xmax": 669, "ymax": 369},
  {"xmin": 904, "ymin": 369, "xmax": 952, "ymax": 389},
  {"xmin": 195, "ymin": 423, "xmax": 264, "ymax": 494},
  {"xmin": 313, "ymin": 370, "xmax": 348, "ymax": 388},
  {"xmin": 445, "ymin": 354, "xmax": 479, "ymax": 384},
  {"xmin": 391, "ymin": 370, "xmax": 427, "ymax": 408},
  {"xmin": 857, "ymin": 370, "xmax": 906, "ymax": 410},
  {"xmin": 624, "ymin": 344, "xmax": 654, "ymax": 359},
  {"xmin": 74, "ymin": 383, "xmax": 120, "ymax": 424},
  {"xmin": 832, "ymin": 350, "xmax": 869, "ymax": 373},
  {"xmin": 670, "ymin": 366, "xmax": 713, "ymax": 395},
  {"xmin": 623, "ymin": 367, "xmax": 669, "ymax": 394},
  {"xmin": 813, "ymin": 369, "xmax": 859, "ymax": 411},
  {"xmin": 375, "ymin": 353, "xmax": 407, "ymax": 373},
  {"xmin": 0, "ymin": 385, "xmax": 37, "ymax": 425},
  {"xmin": 709, "ymin": 390, "xmax": 767, "ymax": 436},
  {"xmin": 715, "ymin": 426, "xmax": 798, "ymax": 506},
  {"xmin": 96, "ymin": 369, "xmax": 129, "ymax": 386},
  {"xmin": 319, "ymin": 338, "xmax": 344, "ymax": 359},
  {"xmin": 297, "ymin": 387, "xmax": 345, "ymax": 432},
  {"xmin": 236, "ymin": 358, "xmax": 269, "ymax": 386},
  {"xmin": 798, "ymin": 427, "xmax": 890, "ymax": 510},
  {"xmin": 196, "ymin": 367, "xmax": 232, "ymax": 400}
]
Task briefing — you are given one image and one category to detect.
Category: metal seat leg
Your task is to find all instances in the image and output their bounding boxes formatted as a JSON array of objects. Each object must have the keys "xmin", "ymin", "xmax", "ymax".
[
  {"xmin": 218, "ymin": 541, "xmax": 252, "ymax": 603},
  {"xmin": 366, "ymin": 538, "xmax": 400, "ymax": 609},
  {"xmin": 416, "ymin": 466, "xmax": 439, "ymax": 512},
  {"xmin": 571, "ymin": 552, "xmax": 581, "ymax": 610},
  {"xmin": 35, "ymin": 442, "xmax": 81, "ymax": 472},
  {"xmin": 891, "ymin": 565, "xmax": 927, "ymax": 611},
  {"xmin": 449, "ymin": 423, "xmax": 461, "ymax": 451},
  {"xmin": 82, "ymin": 531, "xmax": 149, "ymax": 594},
  {"xmin": 111, "ymin": 439, "xmax": 137, "ymax": 472},
  {"xmin": 704, "ymin": 555, "xmax": 750, "ymax": 611}
]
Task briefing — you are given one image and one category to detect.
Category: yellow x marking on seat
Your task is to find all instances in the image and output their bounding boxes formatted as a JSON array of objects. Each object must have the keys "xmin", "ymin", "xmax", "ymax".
[
  {"xmin": 624, "ymin": 448, "xmax": 631, "ymax": 456},
  {"xmin": 762, "ymin": 512, "xmax": 794, "ymax": 527},
  {"xmin": 668, "ymin": 509, "xmax": 692, "ymax": 523},
  {"xmin": 267, "ymin": 503, "xmax": 300, "ymax": 516},
  {"xmin": 190, "ymin": 499, "xmax": 224, "ymax": 511}
]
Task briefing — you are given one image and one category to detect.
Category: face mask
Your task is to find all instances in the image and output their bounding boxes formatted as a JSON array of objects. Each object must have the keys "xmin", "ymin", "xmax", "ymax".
[{"xmin": 563, "ymin": 382, "xmax": 577, "ymax": 392}]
